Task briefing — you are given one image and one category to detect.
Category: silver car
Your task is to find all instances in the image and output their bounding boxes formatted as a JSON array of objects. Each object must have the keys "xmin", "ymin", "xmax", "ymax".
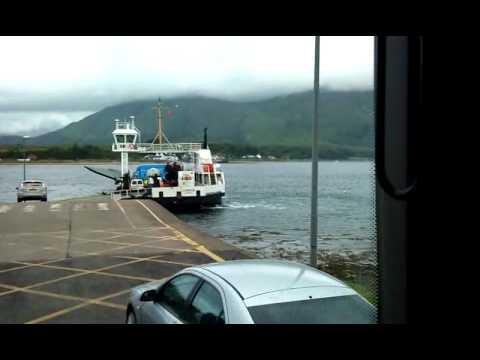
[
  {"xmin": 16, "ymin": 180, "xmax": 48, "ymax": 202},
  {"xmin": 126, "ymin": 259, "xmax": 376, "ymax": 324}
]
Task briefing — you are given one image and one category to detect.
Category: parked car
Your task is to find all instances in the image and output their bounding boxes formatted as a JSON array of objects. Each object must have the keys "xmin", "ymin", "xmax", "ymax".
[
  {"xmin": 16, "ymin": 180, "xmax": 47, "ymax": 202},
  {"xmin": 126, "ymin": 259, "xmax": 376, "ymax": 324}
]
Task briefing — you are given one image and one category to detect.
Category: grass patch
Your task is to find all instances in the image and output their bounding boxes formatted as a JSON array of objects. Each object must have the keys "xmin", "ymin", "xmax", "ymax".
[{"xmin": 345, "ymin": 280, "xmax": 376, "ymax": 306}]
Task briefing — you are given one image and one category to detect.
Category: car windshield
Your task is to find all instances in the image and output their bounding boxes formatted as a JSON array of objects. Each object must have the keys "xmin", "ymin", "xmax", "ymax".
[{"xmin": 247, "ymin": 295, "xmax": 376, "ymax": 324}]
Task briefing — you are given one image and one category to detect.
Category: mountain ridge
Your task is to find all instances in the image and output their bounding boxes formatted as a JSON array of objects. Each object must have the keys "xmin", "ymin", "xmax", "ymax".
[{"xmin": 1, "ymin": 89, "xmax": 374, "ymax": 147}]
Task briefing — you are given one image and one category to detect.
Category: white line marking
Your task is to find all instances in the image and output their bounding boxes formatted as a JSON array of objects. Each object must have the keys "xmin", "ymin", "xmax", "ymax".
[
  {"xmin": 73, "ymin": 203, "xmax": 83, "ymax": 211},
  {"xmin": 0, "ymin": 205, "xmax": 11, "ymax": 214},
  {"xmin": 24, "ymin": 205, "xmax": 35, "ymax": 213},
  {"xmin": 113, "ymin": 199, "xmax": 136, "ymax": 229},
  {"xmin": 97, "ymin": 203, "xmax": 109, "ymax": 211},
  {"xmin": 49, "ymin": 203, "xmax": 62, "ymax": 212}
]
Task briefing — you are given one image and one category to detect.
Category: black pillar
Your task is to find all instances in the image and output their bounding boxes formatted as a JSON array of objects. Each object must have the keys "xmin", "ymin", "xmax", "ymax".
[{"xmin": 375, "ymin": 36, "xmax": 422, "ymax": 324}]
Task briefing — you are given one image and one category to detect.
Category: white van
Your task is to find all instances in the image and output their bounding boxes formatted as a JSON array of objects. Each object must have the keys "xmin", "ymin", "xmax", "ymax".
[{"xmin": 130, "ymin": 178, "xmax": 144, "ymax": 191}]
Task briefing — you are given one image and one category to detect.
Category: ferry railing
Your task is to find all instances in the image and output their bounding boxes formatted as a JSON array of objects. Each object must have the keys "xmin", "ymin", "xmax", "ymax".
[
  {"xmin": 112, "ymin": 143, "xmax": 202, "ymax": 153},
  {"xmin": 110, "ymin": 189, "xmax": 147, "ymax": 200}
]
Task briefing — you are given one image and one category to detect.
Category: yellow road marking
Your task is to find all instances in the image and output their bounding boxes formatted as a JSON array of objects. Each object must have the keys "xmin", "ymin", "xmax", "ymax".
[
  {"xmin": 68, "ymin": 235, "xmax": 185, "ymax": 247},
  {"xmin": 66, "ymin": 237, "xmax": 200, "ymax": 257},
  {"xmin": 0, "ymin": 289, "xmax": 17, "ymax": 297},
  {"xmin": 69, "ymin": 232, "xmax": 174, "ymax": 242},
  {"xmin": 0, "ymin": 229, "xmax": 192, "ymax": 277},
  {"xmin": 0, "ymin": 265, "xmax": 30, "ymax": 274},
  {"xmin": 90, "ymin": 226, "xmax": 167, "ymax": 233},
  {"xmin": 25, "ymin": 280, "xmax": 167, "ymax": 324},
  {"xmin": 26, "ymin": 303, "xmax": 89, "ymax": 324},
  {"xmin": 195, "ymin": 245, "xmax": 224, "ymax": 262},
  {"xmin": 0, "ymin": 283, "xmax": 124, "ymax": 309},
  {"xmin": 2, "ymin": 197, "xmax": 224, "ymax": 323},
  {"xmin": 135, "ymin": 200, "xmax": 224, "ymax": 262},
  {"xmin": 113, "ymin": 255, "xmax": 197, "ymax": 267},
  {"xmin": 10, "ymin": 261, "xmax": 155, "ymax": 282},
  {"xmin": 2, "ymin": 248, "xmax": 181, "ymax": 300}
]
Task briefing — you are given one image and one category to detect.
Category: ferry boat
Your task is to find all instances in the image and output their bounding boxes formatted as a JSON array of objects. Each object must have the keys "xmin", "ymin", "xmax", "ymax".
[{"xmin": 85, "ymin": 101, "xmax": 225, "ymax": 208}]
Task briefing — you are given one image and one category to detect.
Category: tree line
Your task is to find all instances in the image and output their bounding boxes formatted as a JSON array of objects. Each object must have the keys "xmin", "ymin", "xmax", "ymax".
[
  {"xmin": 0, "ymin": 142, "xmax": 372, "ymax": 161},
  {"xmin": 1, "ymin": 144, "xmax": 117, "ymax": 160},
  {"xmin": 210, "ymin": 143, "xmax": 372, "ymax": 160}
]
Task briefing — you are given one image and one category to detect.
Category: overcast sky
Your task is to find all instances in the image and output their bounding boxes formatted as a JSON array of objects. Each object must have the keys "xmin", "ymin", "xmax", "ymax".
[{"xmin": 0, "ymin": 36, "xmax": 374, "ymax": 136}]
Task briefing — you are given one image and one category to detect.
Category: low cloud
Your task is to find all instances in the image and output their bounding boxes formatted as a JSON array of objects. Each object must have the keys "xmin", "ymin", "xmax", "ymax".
[
  {"xmin": 0, "ymin": 36, "xmax": 374, "ymax": 135},
  {"xmin": 0, "ymin": 111, "xmax": 93, "ymax": 136}
]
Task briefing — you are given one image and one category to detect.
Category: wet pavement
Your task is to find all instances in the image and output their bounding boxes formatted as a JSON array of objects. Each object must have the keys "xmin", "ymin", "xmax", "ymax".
[{"xmin": 0, "ymin": 196, "xmax": 251, "ymax": 324}]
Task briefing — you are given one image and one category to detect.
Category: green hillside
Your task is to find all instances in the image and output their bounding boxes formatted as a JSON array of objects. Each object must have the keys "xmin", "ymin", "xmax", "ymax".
[{"xmin": 29, "ymin": 89, "xmax": 374, "ymax": 148}]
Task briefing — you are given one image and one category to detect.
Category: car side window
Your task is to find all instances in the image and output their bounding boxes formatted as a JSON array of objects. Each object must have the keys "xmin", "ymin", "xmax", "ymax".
[
  {"xmin": 159, "ymin": 274, "xmax": 200, "ymax": 321},
  {"xmin": 187, "ymin": 281, "xmax": 225, "ymax": 324}
]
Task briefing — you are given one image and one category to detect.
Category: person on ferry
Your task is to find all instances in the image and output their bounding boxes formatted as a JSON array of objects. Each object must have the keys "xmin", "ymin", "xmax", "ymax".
[
  {"xmin": 123, "ymin": 173, "xmax": 131, "ymax": 190},
  {"xmin": 172, "ymin": 161, "xmax": 181, "ymax": 186},
  {"xmin": 153, "ymin": 174, "xmax": 161, "ymax": 187},
  {"xmin": 148, "ymin": 176, "xmax": 154, "ymax": 188},
  {"xmin": 165, "ymin": 161, "xmax": 173, "ymax": 185}
]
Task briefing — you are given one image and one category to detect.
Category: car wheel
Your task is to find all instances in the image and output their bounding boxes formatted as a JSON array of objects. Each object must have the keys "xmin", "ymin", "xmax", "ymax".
[
  {"xmin": 126, "ymin": 311, "xmax": 137, "ymax": 324},
  {"xmin": 17, "ymin": 198, "xmax": 21, "ymax": 203},
  {"xmin": 42, "ymin": 197, "xmax": 47, "ymax": 202}
]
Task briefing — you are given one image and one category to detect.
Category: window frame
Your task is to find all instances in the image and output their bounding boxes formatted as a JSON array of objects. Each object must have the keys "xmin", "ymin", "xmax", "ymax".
[
  {"xmin": 156, "ymin": 273, "xmax": 202, "ymax": 322},
  {"xmin": 187, "ymin": 279, "xmax": 226, "ymax": 324}
]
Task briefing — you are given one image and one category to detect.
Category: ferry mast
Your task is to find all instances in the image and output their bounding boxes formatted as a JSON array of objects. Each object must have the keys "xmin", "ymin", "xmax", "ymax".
[{"xmin": 152, "ymin": 99, "xmax": 162, "ymax": 144}]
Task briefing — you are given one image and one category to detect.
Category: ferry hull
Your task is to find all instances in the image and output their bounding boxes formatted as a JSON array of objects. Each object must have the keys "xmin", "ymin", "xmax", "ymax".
[{"xmin": 155, "ymin": 192, "xmax": 224, "ymax": 209}]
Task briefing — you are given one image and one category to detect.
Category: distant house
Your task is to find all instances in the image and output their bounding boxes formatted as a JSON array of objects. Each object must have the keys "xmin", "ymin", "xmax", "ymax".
[
  {"xmin": 212, "ymin": 154, "xmax": 226, "ymax": 162},
  {"xmin": 242, "ymin": 154, "xmax": 262, "ymax": 160}
]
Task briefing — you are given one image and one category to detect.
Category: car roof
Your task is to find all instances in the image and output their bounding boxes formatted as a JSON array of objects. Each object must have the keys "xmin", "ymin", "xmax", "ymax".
[{"xmin": 199, "ymin": 260, "xmax": 347, "ymax": 299}]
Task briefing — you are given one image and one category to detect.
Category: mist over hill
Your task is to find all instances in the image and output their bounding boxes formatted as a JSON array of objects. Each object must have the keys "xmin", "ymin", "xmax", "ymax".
[
  {"xmin": 4, "ymin": 89, "xmax": 374, "ymax": 148},
  {"xmin": 0, "ymin": 135, "xmax": 23, "ymax": 145}
]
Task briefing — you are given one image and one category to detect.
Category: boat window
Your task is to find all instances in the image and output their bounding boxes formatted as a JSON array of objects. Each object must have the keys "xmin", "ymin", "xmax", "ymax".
[
  {"xmin": 126, "ymin": 135, "xmax": 135, "ymax": 143},
  {"xmin": 203, "ymin": 174, "xmax": 209, "ymax": 185}
]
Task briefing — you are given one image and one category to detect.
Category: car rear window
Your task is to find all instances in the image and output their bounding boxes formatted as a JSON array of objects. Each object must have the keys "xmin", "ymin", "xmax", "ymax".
[
  {"xmin": 23, "ymin": 182, "xmax": 43, "ymax": 186},
  {"xmin": 247, "ymin": 295, "xmax": 376, "ymax": 324}
]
